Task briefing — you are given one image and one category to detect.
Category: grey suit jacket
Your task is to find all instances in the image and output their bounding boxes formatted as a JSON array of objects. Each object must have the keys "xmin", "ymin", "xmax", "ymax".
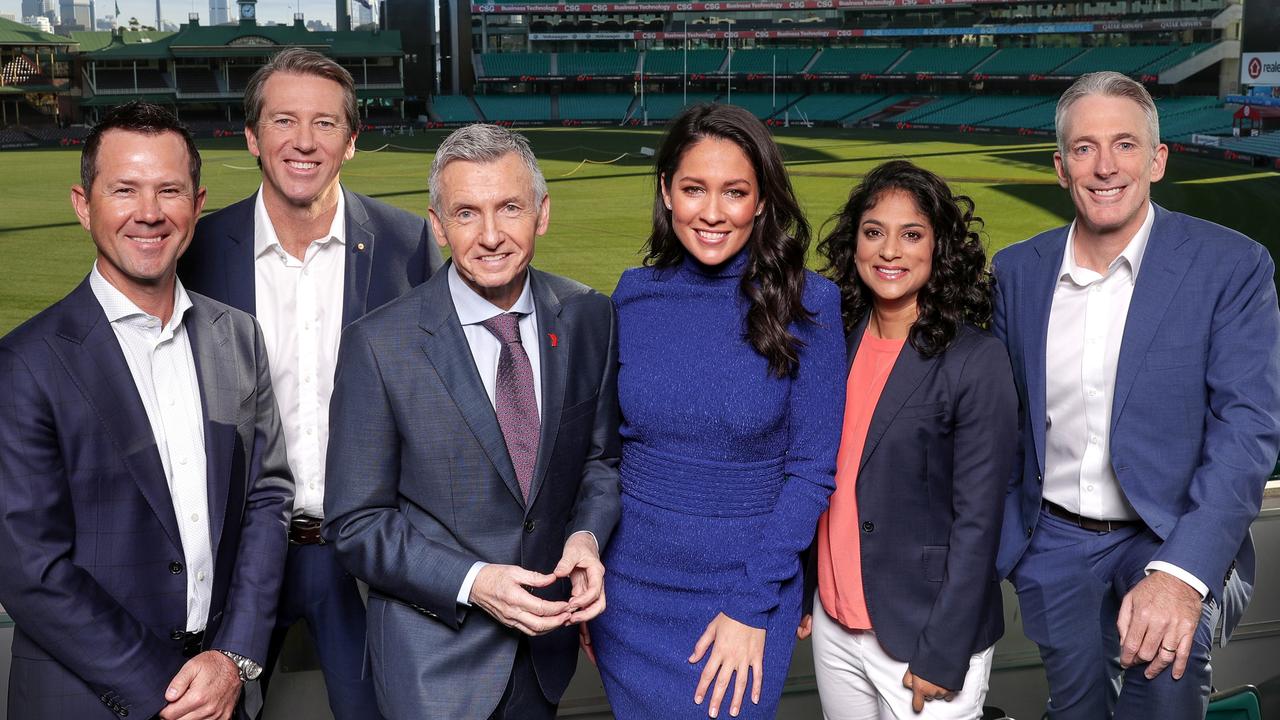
[
  {"xmin": 323, "ymin": 264, "xmax": 621, "ymax": 720},
  {"xmin": 0, "ymin": 279, "xmax": 294, "ymax": 719}
]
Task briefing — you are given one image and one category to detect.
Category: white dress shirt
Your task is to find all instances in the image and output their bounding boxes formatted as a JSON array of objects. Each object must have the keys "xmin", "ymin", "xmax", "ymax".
[
  {"xmin": 448, "ymin": 264, "xmax": 542, "ymax": 605},
  {"xmin": 253, "ymin": 187, "xmax": 346, "ymax": 519},
  {"xmin": 1043, "ymin": 203, "xmax": 1207, "ymax": 598},
  {"xmin": 90, "ymin": 264, "xmax": 213, "ymax": 632}
]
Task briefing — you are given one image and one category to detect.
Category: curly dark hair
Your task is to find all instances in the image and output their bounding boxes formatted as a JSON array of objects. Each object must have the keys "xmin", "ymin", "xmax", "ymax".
[
  {"xmin": 817, "ymin": 160, "xmax": 992, "ymax": 358},
  {"xmin": 645, "ymin": 103, "xmax": 813, "ymax": 378}
]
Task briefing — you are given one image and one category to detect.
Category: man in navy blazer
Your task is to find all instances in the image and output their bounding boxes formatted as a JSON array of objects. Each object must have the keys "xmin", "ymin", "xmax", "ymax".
[
  {"xmin": 993, "ymin": 72, "xmax": 1280, "ymax": 718},
  {"xmin": 323, "ymin": 124, "xmax": 621, "ymax": 719},
  {"xmin": 178, "ymin": 49, "xmax": 441, "ymax": 719},
  {"xmin": 0, "ymin": 102, "xmax": 293, "ymax": 720}
]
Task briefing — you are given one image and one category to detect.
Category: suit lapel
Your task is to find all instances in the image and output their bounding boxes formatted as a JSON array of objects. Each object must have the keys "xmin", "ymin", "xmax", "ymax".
[
  {"xmin": 1025, "ymin": 229, "xmax": 1067, "ymax": 478},
  {"xmin": 417, "ymin": 268, "xmax": 523, "ymax": 504},
  {"xmin": 218, "ymin": 194, "xmax": 257, "ymax": 316},
  {"xmin": 51, "ymin": 280, "xmax": 184, "ymax": 552},
  {"xmin": 186, "ymin": 297, "xmax": 238, "ymax": 559},
  {"xmin": 1111, "ymin": 206, "xmax": 1192, "ymax": 431},
  {"xmin": 343, "ymin": 189, "xmax": 375, "ymax": 328},
  {"xmin": 855, "ymin": 321, "xmax": 940, "ymax": 472},
  {"xmin": 526, "ymin": 270, "xmax": 565, "ymax": 512}
]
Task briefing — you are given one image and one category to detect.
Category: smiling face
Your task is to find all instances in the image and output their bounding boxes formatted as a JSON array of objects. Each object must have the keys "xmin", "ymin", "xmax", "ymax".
[
  {"xmin": 661, "ymin": 136, "xmax": 764, "ymax": 267},
  {"xmin": 428, "ymin": 152, "xmax": 548, "ymax": 310},
  {"xmin": 72, "ymin": 129, "xmax": 206, "ymax": 303},
  {"xmin": 1054, "ymin": 93, "xmax": 1167, "ymax": 247},
  {"xmin": 245, "ymin": 71, "xmax": 356, "ymax": 212},
  {"xmin": 854, "ymin": 189, "xmax": 934, "ymax": 317}
]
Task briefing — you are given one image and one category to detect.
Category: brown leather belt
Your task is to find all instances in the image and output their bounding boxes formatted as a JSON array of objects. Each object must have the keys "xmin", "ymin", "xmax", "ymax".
[
  {"xmin": 289, "ymin": 515, "xmax": 325, "ymax": 545},
  {"xmin": 1044, "ymin": 501, "xmax": 1139, "ymax": 533}
]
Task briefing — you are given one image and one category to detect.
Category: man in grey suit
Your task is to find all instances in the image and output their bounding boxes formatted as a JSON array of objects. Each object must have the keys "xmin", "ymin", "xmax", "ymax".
[
  {"xmin": 324, "ymin": 123, "xmax": 621, "ymax": 719},
  {"xmin": 0, "ymin": 102, "xmax": 292, "ymax": 720}
]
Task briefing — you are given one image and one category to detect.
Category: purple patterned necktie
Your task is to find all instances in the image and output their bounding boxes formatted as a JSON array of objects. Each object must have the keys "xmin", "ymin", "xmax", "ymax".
[{"xmin": 481, "ymin": 312, "xmax": 539, "ymax": 502}]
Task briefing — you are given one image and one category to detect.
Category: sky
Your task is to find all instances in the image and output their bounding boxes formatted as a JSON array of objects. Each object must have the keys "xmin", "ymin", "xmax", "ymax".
[{"xmin": 3, "ymin": 0, "xmax": 366, "ymax": 29}]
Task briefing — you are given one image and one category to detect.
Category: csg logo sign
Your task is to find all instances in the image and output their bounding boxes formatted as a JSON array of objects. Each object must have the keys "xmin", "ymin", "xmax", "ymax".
[{"xmin": 1249, "ymin": 56, "xmax": 1262, "ymax": 80}]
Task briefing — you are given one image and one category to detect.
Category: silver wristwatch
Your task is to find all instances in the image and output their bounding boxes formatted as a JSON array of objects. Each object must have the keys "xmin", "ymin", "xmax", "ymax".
[{"xmin": 216, "ymin": 650, "xmax": 263, "ymax": 682}]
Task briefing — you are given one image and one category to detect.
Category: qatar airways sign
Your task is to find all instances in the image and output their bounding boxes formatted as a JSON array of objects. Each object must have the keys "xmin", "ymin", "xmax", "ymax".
[{"xmin": 1242, "ymin": 52, "xmax": 1280, "ymax": 86}]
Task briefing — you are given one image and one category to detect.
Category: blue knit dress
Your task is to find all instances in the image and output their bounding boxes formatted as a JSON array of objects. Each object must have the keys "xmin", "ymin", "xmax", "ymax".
[{"xmin": 590, "ymin": 250, "xmax": 846, "ymax": 718}]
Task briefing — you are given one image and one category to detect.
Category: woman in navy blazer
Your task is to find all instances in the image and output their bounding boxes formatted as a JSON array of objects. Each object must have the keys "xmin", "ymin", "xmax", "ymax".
[{"xmin": 801, "ymin": 160, "xmax": 1018, "ymax": 719}]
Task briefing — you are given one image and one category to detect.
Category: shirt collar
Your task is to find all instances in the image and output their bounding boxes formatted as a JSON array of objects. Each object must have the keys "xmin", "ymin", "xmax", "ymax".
[
  {"xmin": 253, "ymin": 184, "xmax": 347, "ymax": 260},
  {"xmin": 1059, "ymin": 202, "xmax": 1155, "ymax": 286},
  {"xmin": 89, "ymin": 261, "xmax": 194, "ymax": 335},
  {"xmin": 447, "ymin": 262, "xmax": 535, "ymax": 326}
]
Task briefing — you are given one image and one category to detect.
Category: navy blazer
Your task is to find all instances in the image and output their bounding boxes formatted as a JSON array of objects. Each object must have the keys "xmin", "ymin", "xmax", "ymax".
[
  {"xmin": 992, "ymin": 204, "xmax": 1280, "ymax": 642},
  {"xmin": 322, "ymin": 265, "xmax": 622, "ymax": 719},
  {"xmin": 179, "ymin": 187, "xmax": 442, "ymax": 325},
  {"xmin": 809, "ymin": 320, "xmax": 1017, "ymax": 691},
  {"xmin": 0, "ymin": 279, "xmax": 294, "ymax": 720}
]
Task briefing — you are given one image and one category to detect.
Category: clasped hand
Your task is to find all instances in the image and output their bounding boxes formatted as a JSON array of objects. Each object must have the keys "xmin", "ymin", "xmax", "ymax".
[
  {"xmin": 690, "ymin": 612, "xmax": 766, "ymax": 718},
  {"xmin": 471, "ymin": 532, "xmax": 606, "ymax": 636}
]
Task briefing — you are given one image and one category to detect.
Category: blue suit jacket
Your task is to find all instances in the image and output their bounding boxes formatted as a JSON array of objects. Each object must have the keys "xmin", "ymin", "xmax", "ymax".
[
  {"xmin": 0, "ymin": 279, "xmax": 294, "ymax": 719},
  {"xmin": 322, "ymin": 265, "xmax": 622, "ymax": 719},
  {"xmin": 179, "ymin": 188, "xmax": 442, "ymax": 325},
  {"xmin": 807, "ymin": 321, "xmax": 1017, "ymax": 691},
  {"xmin": 992, "ymin": 204, "xmax": 1280, "ymax": 641}
]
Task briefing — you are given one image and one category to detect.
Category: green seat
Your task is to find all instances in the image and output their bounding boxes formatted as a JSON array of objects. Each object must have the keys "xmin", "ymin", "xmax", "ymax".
[{"xmin": 1207, "ymin": 685, "xmax": 1261, "ymax": 720}]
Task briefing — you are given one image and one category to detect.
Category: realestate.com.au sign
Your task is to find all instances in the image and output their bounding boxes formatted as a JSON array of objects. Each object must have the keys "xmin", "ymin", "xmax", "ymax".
[{"xmin": 1242, "ymin": 52, "xmax": 1280, "ymax": 86}]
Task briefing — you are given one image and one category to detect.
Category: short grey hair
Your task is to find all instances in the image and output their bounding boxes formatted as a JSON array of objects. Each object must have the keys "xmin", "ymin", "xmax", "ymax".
[
  {"xmin": 244, "ymin": 47, "xmax": 359, "ymax": 137},
  {"xmin": 428, "ymin": 124, "xmax": 548, "ymax": 214},
  {"xmin": 1055, "ymin": 71, "xmax": 1161, "ymax": 157}
]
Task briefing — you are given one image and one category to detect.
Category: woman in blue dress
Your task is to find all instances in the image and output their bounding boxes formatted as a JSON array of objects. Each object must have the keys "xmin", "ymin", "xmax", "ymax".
[{"xmin": 587, "ymin": 104, "xmax": 846, "ymax": 718}]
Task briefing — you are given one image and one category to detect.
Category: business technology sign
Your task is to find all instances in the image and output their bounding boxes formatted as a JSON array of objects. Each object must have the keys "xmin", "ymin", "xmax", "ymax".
[{"xmin": 1242, "ymin": 53, "xmax": 1280, "ymax": 86}]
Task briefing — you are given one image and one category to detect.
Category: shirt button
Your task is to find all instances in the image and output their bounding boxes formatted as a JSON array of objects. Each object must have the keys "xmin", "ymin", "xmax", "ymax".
[
  {"xmin": 1090, "ymin": 435, "xmax": 1099, "ymax": 444},
  {"xmin": 1088, "ymin": 389, "xmax": 1098, "ymax": 397},
  {"xmin": 309, "ymin": 482, "xmax": 317, "ymax": 490},
  {"xmin": 179, "ymin": 456, "xmax": 188, "ymax": 465},
  {"xmin": 305, "ymin": 427, "xmax": 313, "ymax": 436},
  {"xmin": 1086, "ymin": 484, "xmax": 1095, "ymax": 492},
  {"xmin": 197, "ymin": 571, "xmax": 206, "ymax": 582},
  {"xmin": 191, "ymin": 513, "xmax": 199, "ymax": 523},
  {"xmin": 304, "ymin": 376, "xmax": 312, "ymax": 384},
  {"xmin": 168, "ymin": 396, "xmax": 176, "ymax": 406}
]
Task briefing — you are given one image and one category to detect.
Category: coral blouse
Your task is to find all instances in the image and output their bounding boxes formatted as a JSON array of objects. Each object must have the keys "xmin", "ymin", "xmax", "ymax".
[{"xmin": 816, "ymin": 329, "xmax": 906, "ymax": 630}]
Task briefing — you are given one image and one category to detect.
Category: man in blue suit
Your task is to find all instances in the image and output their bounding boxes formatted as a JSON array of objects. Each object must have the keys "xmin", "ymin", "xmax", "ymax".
[
  {"xmin": 323, "ymin": 123, "xmax": 621, "ymax": 719},
  {"xmin": 179, "ymin": 48, "xmax": 441, "ymax": 719},
  {"xmin": 0, "ymin": 102, "xmax": 293, "ymax": 719},
  {"xmin": 993, "ymin": 71, "xmax": 1280, "ymax": 719}
]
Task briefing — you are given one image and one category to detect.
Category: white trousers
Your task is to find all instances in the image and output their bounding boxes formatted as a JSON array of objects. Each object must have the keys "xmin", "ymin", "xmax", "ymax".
[{"xmin": 811, "ymin": 594, "xmax": 994, "ymax": 720}]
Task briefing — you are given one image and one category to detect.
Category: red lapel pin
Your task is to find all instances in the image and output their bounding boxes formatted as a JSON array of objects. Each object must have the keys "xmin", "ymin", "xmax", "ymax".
[{"xmin": 548, "ymin": 333, "xmax": 558, "ymax": 347}]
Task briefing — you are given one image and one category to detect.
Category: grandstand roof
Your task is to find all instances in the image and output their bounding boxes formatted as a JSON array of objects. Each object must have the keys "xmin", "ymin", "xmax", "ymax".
[
  {"xmin": 71, "ymin": 30, "xmax": 174, "ymax": 52},
  {"xmin": 83, "ymin": 20, "xmax": 402, "ymax": 60},
  {"xmin": 0, "ymin": 16, "xmax": 76, "ymax": 46}
]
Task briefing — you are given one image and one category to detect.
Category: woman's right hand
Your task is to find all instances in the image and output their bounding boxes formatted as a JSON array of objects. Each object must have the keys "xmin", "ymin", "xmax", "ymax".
[{"xmin": 796, "ymin": 614, "xmax": 813, "ymax": 640}]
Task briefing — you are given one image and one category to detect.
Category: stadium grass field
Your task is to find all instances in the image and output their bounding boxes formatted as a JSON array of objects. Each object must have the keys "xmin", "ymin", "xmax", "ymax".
[{"xmin": 3, "ymin": 126, "xmax": 1278, "ymax": 334}]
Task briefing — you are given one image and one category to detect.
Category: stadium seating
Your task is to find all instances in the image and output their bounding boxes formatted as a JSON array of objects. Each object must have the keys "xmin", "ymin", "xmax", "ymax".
[
  {"xmin": 93, "ymin": 68, "xmax": 169, "ymax": 92},
  {"xmin": 473, "ymin": 94, "xmax": 553, "ymax": 122},
  {"xmin": 558, "ymin": 52, "xmax": 639, "ymax": 77},
  {"xmin": 175, "ymin": 67, "xmax": 219, "ymax": 94},
  {"xmin": 478, "ymin": 52, "xmax": 552, "ymax": 78},
  {"xmin": 642, "ymin": 50, "xmax": 726, "ymax": 76},
  {"xmin": 979, "ymin": 100, "xmax": 1058, "ymax": 130},
  {"xmin": 430, "ymin": 95, "xmax": 482, "ymax": 123},
  {"xmin": 1138, "ymin": 42, "xmax": 1213, "ymax": 74},
  {"xmin": 351, "ymin": 65, "xmax": 401, "ymax": 85},
  {"xmin": 1159, "ymin": 106, "xmax": 1236, "ymax": 141},
  {"xmin": 974, "ymin": 47, "xmax": 1085, "ymax": 76},
  {"xmin": 725, "ymin": 48, "xmax": 816, "ymax": 75},
  {"xmin": 893, "ymin": 47, "xmax": 996, "ymax": 75},
  {"xmin": 806, "ymin": 47, "xmax": 905, "ymax": 75},
  {"xmin": 784, "ymin": 93, "xmax": 889, "ymax": 123},
  {"xmin": 227, "ymin": 66, "xmax": 257, "ymax": 91},
  {"xmin": 558, "ymin": 93, "xmax": 634, "ymax": 122},
  {"xmin": 0, "ymin": 128, "xmax": 34, "ymax": 145},
  {"xmin": 910, "ymin": 95, "xmax": 1057, "ymax": 126},
  {"xmin": 1219, "ymin": 131, "xmax": 1280, "ymax": 159},
  {"xmin": 1054, "ymin": 45, "xmax": 1178, "ymax": 75},
  {"xmin": 719, "ymin": 92, "xmax": 799, "ymax": 120},
  {"xmin": 638, "ymin": 92, "xmax": 719, "ymax": 121},
  {"xmin": 892, "ymin": 95, "xmax": 971, "ymax": 123}
]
